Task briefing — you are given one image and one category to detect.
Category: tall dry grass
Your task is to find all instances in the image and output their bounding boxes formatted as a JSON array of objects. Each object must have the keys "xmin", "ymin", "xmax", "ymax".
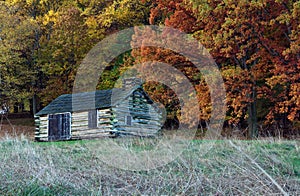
[{"xmin": 0, "ymin": 135, "xmax": 299, "ymax": 195}]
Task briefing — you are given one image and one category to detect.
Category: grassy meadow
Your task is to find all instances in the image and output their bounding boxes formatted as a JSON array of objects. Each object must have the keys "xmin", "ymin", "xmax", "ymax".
[{"xmin": 0, "ymin": 136, "xmax": 299, "ymax": 195}]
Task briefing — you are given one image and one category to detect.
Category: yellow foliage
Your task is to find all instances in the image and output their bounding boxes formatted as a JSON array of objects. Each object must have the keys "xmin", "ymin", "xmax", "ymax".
[
  {"xmin": 98, "ymin": 0, "xmax": 150, "ymax": 28},
  {"xmin": 42, "ymin": 10, "xmax": 58, "ymax": 25}
]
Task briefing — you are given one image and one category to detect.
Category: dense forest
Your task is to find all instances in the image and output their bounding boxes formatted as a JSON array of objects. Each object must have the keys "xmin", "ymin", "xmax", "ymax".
[{"xmin": 0, "ymin": 0, "xmax": 299, "ymax": 138}]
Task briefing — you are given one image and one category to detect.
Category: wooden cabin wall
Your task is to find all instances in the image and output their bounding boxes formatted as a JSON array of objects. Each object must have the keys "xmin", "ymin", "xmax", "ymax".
[
  {"xmin": 71, "ymin": 111, "xmax": 88, "ymax": 138},
  {"xmin": 71, "ymin": 109, "xmax": 113, "ymax": 139},
  {"xmin": 35, "ymin": 115, "xmax": 49, "ymax": 141},
  {"xmin": 35, "ymin": 109, "xmax": 114, "ymax": 141},
  {"xmin": 112, "ymin": 90, "xmax": 162, "ymax": 136},
  {"xmin": 34, "ymin": 89, "xmax": 162, "ymax": 141}
]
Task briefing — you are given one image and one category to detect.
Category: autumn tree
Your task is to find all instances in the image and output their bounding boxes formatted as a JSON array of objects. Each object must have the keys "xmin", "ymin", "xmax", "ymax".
[
  {"xmin": 127, "ymin": 0, "xmax": 216, "ymax": 131},
  {"xmin": 187, "ymin": 0, "xmax": 300, "ymax": 135},
  {"xmin": 38, "ymin": 6, "xmax": 93, "ymax": 104},
  {"xmin": 1, "ymin": 0, "xmax": 297, "ymax": 136},
  {"xmin": 0, "ymin": 0, "xmax": 70, "ymax": 113},
  {"xmin": 0, "ymin": 2, "xmax": 39, "ymax": 112},
  {"xmin": 264, "ymin": 1, "xmax": 300, "ymax": 129},
  {"xmin": 140, "ymin": 0, "xmax": 300, "ymax": 137},
  {"xmin": 83, "ymin": 0, "xmax": 152, "ymax": 90}
]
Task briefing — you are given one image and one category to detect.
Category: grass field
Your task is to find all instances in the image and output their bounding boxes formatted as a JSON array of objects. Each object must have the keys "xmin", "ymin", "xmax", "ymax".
[{"xmin": 0, "ymin": 136, "xmax": 299, "ymax": 195}]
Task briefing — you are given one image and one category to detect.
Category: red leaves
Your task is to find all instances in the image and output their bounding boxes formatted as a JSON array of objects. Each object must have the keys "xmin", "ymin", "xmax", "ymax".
[{"xmin": 140, "ymin": 0, "xmax": 300, "ymax": 129}]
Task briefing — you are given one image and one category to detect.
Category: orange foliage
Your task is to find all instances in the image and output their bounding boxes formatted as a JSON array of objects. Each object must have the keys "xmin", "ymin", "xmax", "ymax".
[{"xmin": 138, "ymin": 0, "xmax": 299, "ymax": 129}]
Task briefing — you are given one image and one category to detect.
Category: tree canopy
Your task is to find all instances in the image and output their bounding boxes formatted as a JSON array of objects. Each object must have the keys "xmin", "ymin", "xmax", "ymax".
[{"xmin": 0, "ymin": 0, "xmax": 298, "ymax": 137}]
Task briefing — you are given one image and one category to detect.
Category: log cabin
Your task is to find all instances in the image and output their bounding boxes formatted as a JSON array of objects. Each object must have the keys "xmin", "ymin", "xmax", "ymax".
[{"xmin": 35, "ymin": 78, "xmax": 163, "ymax": 141}]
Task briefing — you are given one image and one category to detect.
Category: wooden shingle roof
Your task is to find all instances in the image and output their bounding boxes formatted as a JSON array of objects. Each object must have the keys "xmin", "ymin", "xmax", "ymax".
[{"xmin": 35, "ymin": 86, "xmax": 150, "ymax": 116}]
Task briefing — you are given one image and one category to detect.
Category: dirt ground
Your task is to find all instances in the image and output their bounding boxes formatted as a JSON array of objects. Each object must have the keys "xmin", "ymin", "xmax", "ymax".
[{"xmin": 0, "ymin": 116, "xmax": 35, "ymax": 140}]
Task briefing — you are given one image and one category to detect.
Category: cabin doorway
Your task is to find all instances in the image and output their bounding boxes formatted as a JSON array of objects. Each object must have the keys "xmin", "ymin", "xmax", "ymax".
[
  {"xmin": 48, "ymin": 113, "xmax": 71, "ymax": 141},
  {"xmin": 88, "ymin": 110, "xmax": 98, "ymax": 128}
]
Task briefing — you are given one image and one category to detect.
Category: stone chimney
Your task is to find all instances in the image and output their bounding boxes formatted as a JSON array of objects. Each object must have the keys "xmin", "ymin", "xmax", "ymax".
[{"xmin": 122, "ymin": 77, "xmax": 143, "ymax": 89}]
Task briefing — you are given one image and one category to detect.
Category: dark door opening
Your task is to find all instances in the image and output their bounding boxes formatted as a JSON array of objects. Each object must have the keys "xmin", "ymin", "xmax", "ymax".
[
  {"xmin": 88, "ymin": 110, "xmax": 98, "ymax": 129},
  {"xmin": 125, "ymin": 115, "xmax": 132, "ymax": 126},
  {"xmin": 48, "ymin": 113, "xmax": 71, "ymax": 141}
]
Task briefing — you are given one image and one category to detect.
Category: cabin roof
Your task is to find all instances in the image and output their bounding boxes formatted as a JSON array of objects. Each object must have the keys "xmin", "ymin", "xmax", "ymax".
[{"xmin": 35, "ymin": 86, "xmax": 152, "ymax": 116}]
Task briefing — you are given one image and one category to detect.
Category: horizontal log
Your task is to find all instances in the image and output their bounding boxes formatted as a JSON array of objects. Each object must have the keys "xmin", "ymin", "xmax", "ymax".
[
  {"xmin": 35, "ymin": 131, "xmax": 48, "ymax": 135},
  {"xmin": 116, "ymin": 126, "xmax": 159, "ymax": 133},
  {"xmin": 98, "ymin": 124, "xmax": 113, "ymax": 128},
  {"xmin": 98, "ymin": 108, "xmax": 111, "ymax": 112},
  {"xmin": 115, "ymin": 117, "xmax": 161, "ymax": 124},
  {"xmin": 115, "ymin": 115, "xmax": 161, "ymax": 122},
  {"xmin": 114, "ymin": 113, "xmax": 152, "ymax": 120},
  {"xmin": 98, "ymin": 110, "xmax": 112, "ymax": 114},
  {"xmin": 98, "ymin": 120, "xmax": 111, "ymax": 124},
  {"xmin": 35, "ymin": 134, "xmax": 48, "ymax": 138},
  {"xmin": 72, "ymin": 117, "xmax": 88, "ymax": 121},
  {"xmin": 39, "ymin": 127, "xmax": 48, "ymax": 130},
  {"xmin": 126, "ymin": 126, "xmax": 161, "ymax": 131},
  {"xmin": 113, "ymin": 105, "xmax": 149, "ymax": 111},
  {"xmin": 99, "ymin": 121, "xmax": 112, "ymax": 125},
  {"xmin": 39, "ymin": 119, "xmax": 48, "ymax": 122},
  {"xmin": 99, "ymin": 117, "xmax": 112, "ymax": 120},
  {"xmin": 98, "ymin": 115, "xmax": 113, "ymax": 118},
  {"xmin": 72, "ymin": 129, "xmax": 112, "ymax": 136},
  {"xmin": 72, "ymin": 126, "xmax": 113, "ymax": 132},
  {"xmin": 73, "ymin": 111, "xmax": 89, "ymax": 114},
  {"xmin": 39, "ymin": 125, "xmax": 48, "ymax": 129},
  {"xmin": 113, "ymin": 108, "xmax": 160, "ymax": 118},
  {"xmin": 38, "ymin": 123, "xmax": 49, "ymax": 127},
  {"xmin": 39, "ymin": 116, "xmax": 48, "ymax": 121},
  {"xmin": 78, "ymin": 133, "xmax": 112, "ymax": 140},
  {"xmin": 35, "ymin": 138, "xmax": 48, "ymax": 142},
  {"xmin": 72, "ymin": 115, "xmax": 88, "ymax": 119},
  {"xmin": 76, "ymin": 132, "xmax": 112, "ymax": 137},
  {"xmin": 72, "ymin": 122, "xmax": 88, "ymax": 125},
  {"xmin": 38, "ymin": 125, "xmax": 48, "ymax": 129},
  {"xmin": 134, "ymin": 119, "xmax": 161, "ymax": 125},
  {"xmin": 115, "ymin": 121, "xmax": 161, "ymax": 128},
  {"xmin": 122, "ymin": 123, "xmax": 161, "ymax": 129},
  {"xmin": 98, "ymin": 116, "xmax": 112, "ymax": 120},
  {"xmin": 98, "ymin": 110, "xmax": 113, "ymax": 114},
  {"xmin": 75, "ymin": 128, "xmax": 112, "ymax": 133},
  {"xmin": 71, "ymin": 129, "xmax": 87, "ymax": 132},
  {"xmin": 38, "ymin": 130, "xmax": 48, "ymax": 134},
  {"xmin": 72, "ymin": 118, "xmax": 88, "ymax": 122},
  {"xmin": 73, "ymin": 112, "xmax": 88, "ymax": 117},
  {"xmin": 112, "ymin": 130, "xmax": 156, "ymax": 137},
  {"xmin": 72, "ymin": 120, "xmax": 89, "ymax": 124}
]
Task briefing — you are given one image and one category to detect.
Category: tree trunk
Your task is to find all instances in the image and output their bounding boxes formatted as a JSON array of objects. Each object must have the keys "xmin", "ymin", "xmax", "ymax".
[
  {"xmin": 247, "ymin": 84, "xmax": 258, "ymax": 139},
  {"xmin": 13, "ymin": 103, "xmax": 19, "ymax": 113},
  {"xmin": 20, "ymin": 102, "xmax": 24, "ymax": 112},
  {"xmin": 32, "ymin": 94, "xmax": 37, "ymax": 115}
]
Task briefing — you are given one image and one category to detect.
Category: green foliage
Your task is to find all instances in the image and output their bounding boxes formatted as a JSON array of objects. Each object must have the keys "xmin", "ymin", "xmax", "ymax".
[
  {"xmin": 39, "ymin": 6, "xmax": 92, "ymax": 103},
  {"xmin": 0, "ymin": 3, "xmax": 38, "ymax": 105},
  {"xmin": 0, "ymin": 0, "xmax": 151, "ymax": 108}
]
